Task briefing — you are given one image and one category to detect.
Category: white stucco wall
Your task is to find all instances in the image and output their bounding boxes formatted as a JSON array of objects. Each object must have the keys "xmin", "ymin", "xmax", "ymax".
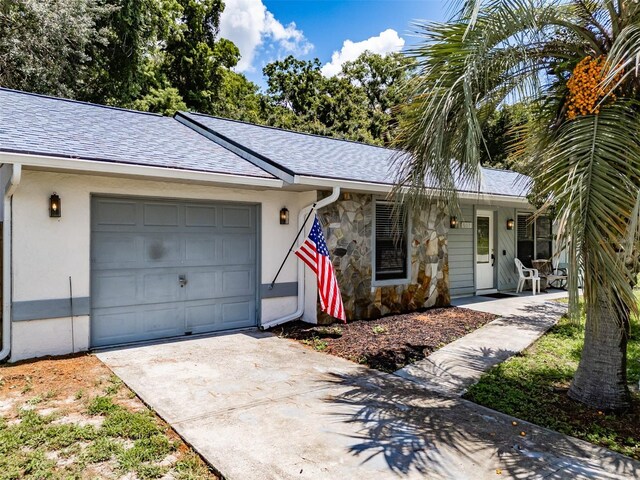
[
  {"xmin": 9, "ymin": 169, "xmax": 317, "ymax": 360},
  {"xmin": 12, "ymin": 316, "xmax": 89, "ymax": 362}
]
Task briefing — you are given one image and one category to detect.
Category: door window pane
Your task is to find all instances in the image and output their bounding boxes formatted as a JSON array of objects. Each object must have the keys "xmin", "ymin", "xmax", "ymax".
[{"xmin": 477, "ymin": 217, "xmax": 490, "ymax": 263}]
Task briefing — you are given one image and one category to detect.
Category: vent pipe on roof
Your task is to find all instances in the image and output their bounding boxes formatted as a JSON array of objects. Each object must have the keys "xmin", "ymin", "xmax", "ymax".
[
  {"xmin": 0, "ymin": 163, "xmax": 22, "ymax": 361},
  {"xmin": 260, "ymin": 186, "xmax": 340, "ymax": 330}
]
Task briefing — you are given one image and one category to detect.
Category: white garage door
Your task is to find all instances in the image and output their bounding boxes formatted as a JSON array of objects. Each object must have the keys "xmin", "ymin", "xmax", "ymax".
[{"xmin": 90, "ymin": 196, "xmax": 258, "ymax": 347}]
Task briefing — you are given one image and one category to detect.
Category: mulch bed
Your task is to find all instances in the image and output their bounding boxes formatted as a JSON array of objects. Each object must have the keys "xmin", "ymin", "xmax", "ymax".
[{"xmin": 273, "ymin": 306, "xmax": 497, "ymax": 372}]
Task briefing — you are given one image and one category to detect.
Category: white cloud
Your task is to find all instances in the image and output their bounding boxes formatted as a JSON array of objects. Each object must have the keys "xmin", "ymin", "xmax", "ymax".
[
  {"xmin": 219, "ymin": 0, "xmax": 312, "ymax": 72},
  {"xmin": 321, "ymin": 29, "xmax": 405, "ymax": 77}
]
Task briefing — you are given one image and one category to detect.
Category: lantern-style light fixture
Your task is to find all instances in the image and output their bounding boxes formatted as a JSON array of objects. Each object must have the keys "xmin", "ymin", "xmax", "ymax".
[
  {"xmin": 49, "ymin": 193, "xmax": 61, "ymax": 218},
  {"xmin": 506, "ymin": 218, "xmax": 514, "ymax": 230},
  {"xmin": 449, "ymin": 216, "xmax": 457, "ymax": 229},
  {"xmin": 279, "ymin": 207, "xmax": 289, "ymax": 225}
]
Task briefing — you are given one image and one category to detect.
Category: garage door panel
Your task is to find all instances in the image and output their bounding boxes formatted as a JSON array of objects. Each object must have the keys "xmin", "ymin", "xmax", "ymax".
[
  {"xmin": 185, "ymin": 235, "xmax": 217, "ymax": 262},
  {"xmin": 91, "ymin": 310, "xmax": 139, "ymax": 346},
  {"xmin": 91, "ymin": 197, "xmax": 258, "ymax": 347},
  {"xmin": 185, "ymin": 271, "xmax": 218, "ymax": 300},
  {"xmin": 93, "ymin": 199, "xmax": 138, "ymax": 227},
  {"xmin": 92, "ymin": 272, "xmax": 138, "ymax": 308},
  {"xmin": 143, "ymin": 203, "xmax": 179, "ymax": 226},
  {"xmin": 142, "ymin": 272, "xmax": 181, "ymax": 303},
  {"xmin": 221, "ymin": 299, "xmax": 255, "ymax": 326},
  {"xmin": 185, "ymin": 301, "xmax": 220, "ymax": 332},
  {"xmin": 222, "ymin": 270, "xmax": 253, "ymax": 297},
  {"xmin": 92, "ymin": 234, "xmax": 139, "ymax": 265},
  {"xmin": 221, "ymin": 236, "xmax": 255, "ymax": 264},
  {"xmin": 141, "ymin": 306, "xmax": 184, "ymax": 335},
  {"xmin": 185, "ymin": 205, "xmax": 217, "ymax": 227},
  {"xmin": 222, "ymin": 206, "xmax": 252, "ymax": 229},
  {"xmin": 144, "ymin": 236, "xmax": 182, "ymax": 263}
]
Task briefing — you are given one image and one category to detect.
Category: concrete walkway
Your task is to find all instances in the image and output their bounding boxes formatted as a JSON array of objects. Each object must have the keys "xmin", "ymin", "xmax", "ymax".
[
  {"xmin": 395, "ymin": 291, "xmax": 568, "ymax": 395},
  {"xmin": 97, "ymin": 322, "xmax": 640, "ymax": 480}
]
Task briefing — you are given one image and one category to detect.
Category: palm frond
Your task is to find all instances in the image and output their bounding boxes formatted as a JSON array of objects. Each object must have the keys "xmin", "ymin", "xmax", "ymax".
[{"xmin": 532, "ymin": 102, "xmax": 640, "ymax": 322}]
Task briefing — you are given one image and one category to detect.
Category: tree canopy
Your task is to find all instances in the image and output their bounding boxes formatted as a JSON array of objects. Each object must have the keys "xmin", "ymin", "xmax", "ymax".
[{"xmin": 0, "ymin": 0, "xmax": 414, "ymax": 145}]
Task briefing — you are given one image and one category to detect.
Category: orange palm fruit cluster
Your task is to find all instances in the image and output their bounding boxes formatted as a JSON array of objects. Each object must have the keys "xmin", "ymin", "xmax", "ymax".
[{"xmin": 565, "ymin": 55, "xmax": 621, "ymax": 119}]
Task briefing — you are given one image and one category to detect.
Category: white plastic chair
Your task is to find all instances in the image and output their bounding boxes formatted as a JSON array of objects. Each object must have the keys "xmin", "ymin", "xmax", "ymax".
[{"xmin": 515, "ymin": 258, "xmax": 540, "ymax": 295}]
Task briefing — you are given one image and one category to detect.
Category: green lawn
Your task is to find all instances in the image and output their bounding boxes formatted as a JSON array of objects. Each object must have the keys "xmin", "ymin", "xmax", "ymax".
[{"xmin": 465, "ymin": 309, "xmax": 640, "ymax": 459}]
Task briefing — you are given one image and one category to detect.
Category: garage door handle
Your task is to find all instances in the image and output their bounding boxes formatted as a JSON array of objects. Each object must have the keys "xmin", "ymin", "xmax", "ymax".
[{"xmin": 178, "ymin": 274, "xmax": 188, "ymax": 287}]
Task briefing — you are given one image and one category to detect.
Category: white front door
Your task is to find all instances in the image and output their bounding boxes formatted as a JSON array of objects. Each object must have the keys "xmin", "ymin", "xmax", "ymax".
[{"xmin": 476, "ymin": 210, "xmax": 495, "ymax": 291}]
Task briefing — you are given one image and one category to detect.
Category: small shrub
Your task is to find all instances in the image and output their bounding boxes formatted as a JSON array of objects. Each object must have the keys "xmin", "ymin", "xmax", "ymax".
[
  {"xmin": 102, "ymin": 409, "xmax": 161, "ymax": 440},
  {"xmin": 105, "ymin": 375, "xmax": 123, "ymax": 395},
  {"xmin": 372, "ymin": 325, "xmax": 388, "ymax": 335},
  {"xmin": 83, "ymin": 437, "xmax": 123, "ymax": 463},
  {"xmin": 117, "ymin": 435, "xmax": 173, "ymax": 473},
  {"xmin": 88, "ymin": 395, "xmax": 119, "ymax": 415}
]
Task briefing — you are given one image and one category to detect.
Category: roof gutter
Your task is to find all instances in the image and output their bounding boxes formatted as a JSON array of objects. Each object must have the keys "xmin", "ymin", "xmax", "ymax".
[
  {"xmin": 260, "ymin": 186, "xmax": 341, "ymax": 330},
  {"xmin": 293, "ymin": 175, "xmax": 531, "ymax": 206},
  {"xmin": 0, "ymin": 152, "xmax": 283, "ymax": 189},
  {"xmin": 1, "ymin": 163, "xmax": 22, "ymax": 361}
]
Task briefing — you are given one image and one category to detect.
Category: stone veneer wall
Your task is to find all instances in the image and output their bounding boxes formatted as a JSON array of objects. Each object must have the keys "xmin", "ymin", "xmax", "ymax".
[{"xmin": 316, "ymin": 192, "xmax": 449, "ymax": 324}]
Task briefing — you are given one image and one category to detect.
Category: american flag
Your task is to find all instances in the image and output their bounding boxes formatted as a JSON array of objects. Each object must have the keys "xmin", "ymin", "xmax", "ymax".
[{"xmin": 295, "ymin": 216, "xmax": 346, "ymax": 322}]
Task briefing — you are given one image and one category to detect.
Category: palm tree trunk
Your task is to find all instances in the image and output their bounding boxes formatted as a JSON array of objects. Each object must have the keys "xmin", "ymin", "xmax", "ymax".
[{"xmin": 568, "ymin": 288, "xmax": 631, "ymax": 412}]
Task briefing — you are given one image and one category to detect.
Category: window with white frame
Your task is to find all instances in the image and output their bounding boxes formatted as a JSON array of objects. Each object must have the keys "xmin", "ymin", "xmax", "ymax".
[
  {"xmin": 517, "ymin": 214, "xmax": 553, "ymax": 267},
  {"xmin": 374, "ymin": 200, "xmax": 408, "ymax": 282}
]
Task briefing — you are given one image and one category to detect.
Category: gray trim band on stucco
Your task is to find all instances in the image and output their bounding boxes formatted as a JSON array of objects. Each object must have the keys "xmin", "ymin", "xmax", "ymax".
[
  {"xmin": 260, "ymin": 282, "xmax": 298, "ymax": 298},
  {"xmin": 13, "ymin": 297, "xmax": 91, "ymax": 322}
]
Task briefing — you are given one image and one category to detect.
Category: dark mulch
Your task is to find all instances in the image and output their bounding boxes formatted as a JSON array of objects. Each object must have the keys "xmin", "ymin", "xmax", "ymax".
[{"xmin": 273, "ymin": 307, "xmax": 497, "ymax": 373}]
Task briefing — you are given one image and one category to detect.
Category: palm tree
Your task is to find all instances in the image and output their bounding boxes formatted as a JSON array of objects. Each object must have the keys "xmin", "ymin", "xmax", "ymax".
[{"xmin": 395, "ymin": 0, "xmax": 640, "ymax": 411}]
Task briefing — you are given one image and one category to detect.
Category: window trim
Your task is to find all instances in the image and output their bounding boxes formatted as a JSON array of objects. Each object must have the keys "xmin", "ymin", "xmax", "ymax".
[{"xmin": 371, "ymin": 199, "xmax": 411, "ymax": 287}]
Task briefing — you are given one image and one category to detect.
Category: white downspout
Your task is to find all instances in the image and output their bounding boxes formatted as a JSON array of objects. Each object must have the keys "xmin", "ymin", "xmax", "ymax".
[
  {"xmin": 0, "ymin": 164, "xmax": 22, "ymax": 361},
  {"xmin": 261, "ymin": 186, "xmax": 341, "ymax": 330}
]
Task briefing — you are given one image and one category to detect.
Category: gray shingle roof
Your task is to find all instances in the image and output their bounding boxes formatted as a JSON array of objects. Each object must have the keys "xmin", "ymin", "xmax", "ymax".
[
  {"xmin": 180, "ymin": 112, "xmax": 530, "ymax": 197},
  {"xmin": 0, "ymin": 88, "xmax": 273, "ymax": 178}
]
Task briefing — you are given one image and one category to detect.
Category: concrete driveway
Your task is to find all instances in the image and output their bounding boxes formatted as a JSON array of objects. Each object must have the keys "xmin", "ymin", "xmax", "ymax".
[{"xmin": 97, "ymin": 331, "xmax": 640, "ymax": 480}]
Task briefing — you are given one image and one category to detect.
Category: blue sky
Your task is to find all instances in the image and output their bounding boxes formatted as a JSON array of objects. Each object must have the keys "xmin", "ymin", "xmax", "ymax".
[{"xmin": 218, "ymin": 0, "xmax": 447, "ymax": 88}]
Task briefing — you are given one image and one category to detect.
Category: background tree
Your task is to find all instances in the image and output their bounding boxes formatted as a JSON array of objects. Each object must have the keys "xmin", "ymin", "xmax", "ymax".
[
  {"xmin": 341, "ymin": 51, "xmax": 415, "ymax": 144},
  {"xmin": 162, "ymin": 0, "xmax": 240, "ymax": 114},
  {"xmin": 0, "ymin": 0, "xmax": 112, "ymax": 98},
  {"xmin": 480, "ymin": 102, "xmax": 532, "ymax": 170},
  {"xmin": 82, "ymin": 0, "xmax": 177, "ymax": 106},
  {"xmin": 396, "ymin": 0, "xmax": 640, "ymax": 411},
  {"xmin": 262, "ymin": 53, "xmax": 413, "ymax": 143}
]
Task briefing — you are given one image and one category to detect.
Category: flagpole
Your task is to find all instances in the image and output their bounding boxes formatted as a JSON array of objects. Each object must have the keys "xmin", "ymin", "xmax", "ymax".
[{"xmin": 268, "ymin": 203, "xmax": 317, "ymax": 290}]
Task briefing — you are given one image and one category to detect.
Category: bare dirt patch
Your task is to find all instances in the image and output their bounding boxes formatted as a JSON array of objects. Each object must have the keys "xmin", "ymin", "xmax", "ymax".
[
  {"xmin": 0, "ymin": 353, "xmax": 218, "ymax": 479},
  {"xmin": 274, "ymin": 306, "xmax": 497, "ymax": 372}
]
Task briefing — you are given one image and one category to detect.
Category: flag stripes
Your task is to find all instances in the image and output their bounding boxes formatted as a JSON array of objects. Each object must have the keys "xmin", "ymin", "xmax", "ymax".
[{"xmin": 294, "ymin": 216, "xmax": 346, "ymax": 322}]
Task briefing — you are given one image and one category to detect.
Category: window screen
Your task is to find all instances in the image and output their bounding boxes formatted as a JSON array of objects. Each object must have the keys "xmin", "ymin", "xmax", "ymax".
[{"xmin": 374, "ymin": 201, "xmax": 407, "ymax": 281}]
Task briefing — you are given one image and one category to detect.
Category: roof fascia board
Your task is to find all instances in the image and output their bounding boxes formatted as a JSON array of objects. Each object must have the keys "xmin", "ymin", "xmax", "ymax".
[
  {"xmin": 0, "ymin": 152, "xmax": 284, "ymax": 189},
  {"xmin": 175, "ymin": 113, "xmax": 295, "ymax": 184},
  {"xmin": 294, "ymin": 175, "xmax": 530, "ymax": 205}
]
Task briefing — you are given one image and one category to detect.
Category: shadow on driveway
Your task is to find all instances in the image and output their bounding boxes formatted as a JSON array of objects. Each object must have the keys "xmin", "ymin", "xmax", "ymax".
[{"xmin": 322, "ymin": 370, "xmax": 639, "ymax": 479}]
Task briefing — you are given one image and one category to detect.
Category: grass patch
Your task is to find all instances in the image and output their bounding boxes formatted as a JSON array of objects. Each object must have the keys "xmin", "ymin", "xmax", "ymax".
[
  {"xmin": 301, "ymin": 337, "xmax": 329, "ymax": 351},
  {"xmin": 465, "ymin": 315, "xmax": 640, "ymax": 459},
  {"xmin": 0, "ymin": 390, "xmax": 215, "ymax": 479}
]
